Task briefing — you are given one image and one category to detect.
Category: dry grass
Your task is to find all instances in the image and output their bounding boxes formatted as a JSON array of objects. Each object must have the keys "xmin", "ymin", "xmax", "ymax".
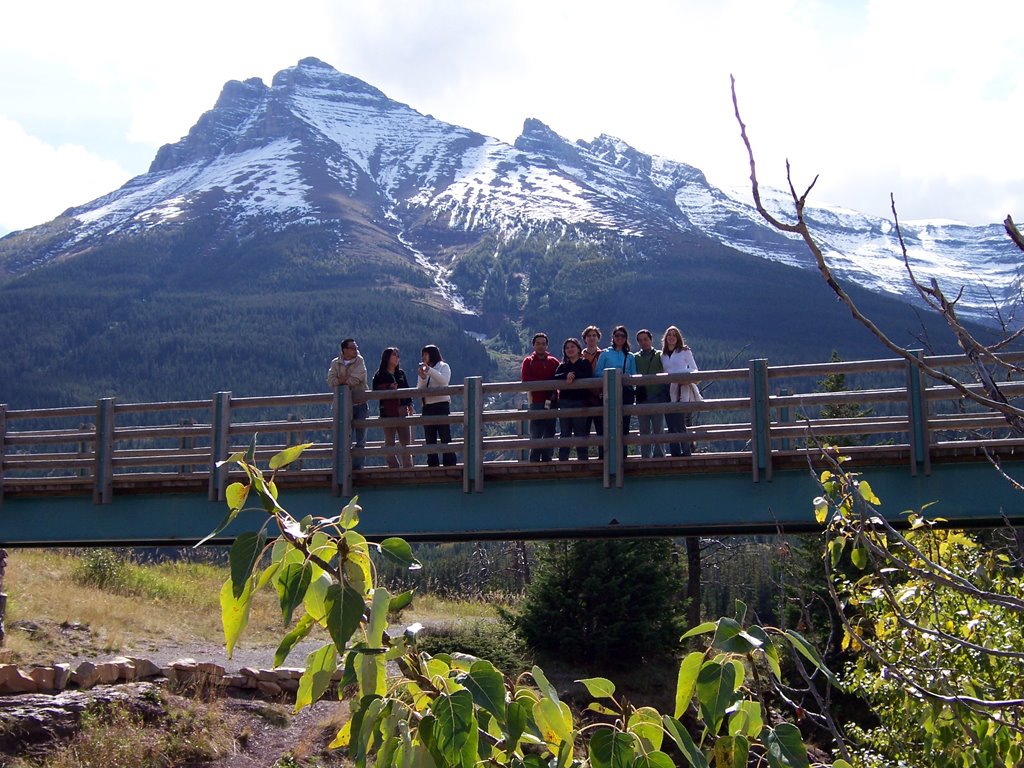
[
  {"xmin": 1, "ymin": 549, "xmax": 511, "ymax": 667},
  {"xmin": 2, "ymin": 549, "xmax": 297, "ymax": 665},
  {"xmin": 7, "ymin": 695, "xmax": 240, "ymax": 768}
]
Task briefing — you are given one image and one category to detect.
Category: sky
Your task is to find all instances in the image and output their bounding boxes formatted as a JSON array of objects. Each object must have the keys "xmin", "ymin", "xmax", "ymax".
[{"xmin": 1, "ymin": 0, "xmax": 1022, "ymax": 237}]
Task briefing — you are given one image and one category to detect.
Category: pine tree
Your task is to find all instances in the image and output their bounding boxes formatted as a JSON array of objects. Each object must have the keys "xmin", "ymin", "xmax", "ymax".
[{"xmin": 510, "ymin": 538, "xmax": 686, "ymax": 669}]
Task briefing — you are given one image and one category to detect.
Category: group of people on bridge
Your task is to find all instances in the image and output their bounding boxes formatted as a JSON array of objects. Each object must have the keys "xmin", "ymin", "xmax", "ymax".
[{"xmin": 327, "ymin": 325, "xmax": 700, "ymax": 469}]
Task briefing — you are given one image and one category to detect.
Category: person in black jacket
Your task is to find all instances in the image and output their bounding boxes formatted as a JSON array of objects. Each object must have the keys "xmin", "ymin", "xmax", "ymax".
[
  {"xmin": 372, "ymin": 347, "xmax": 414, "ymax": 468},
  {"xmin": 553, "ymin": 337, "xmax": 593, "ymax": 461}
]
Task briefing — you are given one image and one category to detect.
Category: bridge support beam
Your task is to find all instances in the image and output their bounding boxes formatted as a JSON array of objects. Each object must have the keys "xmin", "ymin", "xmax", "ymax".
[
  {"xmin": 750, "ymin": 359, "xmax": 772, "ymax": 483},
  {"xmin": 332, "ymin": 387, "xmax": 353, "ymax": 498},
  {"xmin": 906, "ymin": 350, "xmax": 930, "ymax": 476},
  {"xmin": 93, "ymin": 398, "xmax": 114, "ymax": 505},
  {"xmin": 208, "ymin": 392, "xmax": 231, "ymax": 501},
  {"xmin": 602, "ymin": 368, "xmax": 624, "ymax": 488},
  {"xmin": 463, "ymin": 377, "xmax": 483, "ymax": 493},
  {"xmin": 0, "ymin": 404, "xmax": 5, "ymax": 509}
]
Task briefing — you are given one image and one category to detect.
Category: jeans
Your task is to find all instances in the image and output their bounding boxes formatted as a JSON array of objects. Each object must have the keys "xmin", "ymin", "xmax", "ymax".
[
  {"xmin": 422, "ymin": 401, "xmax": 456, "ymax": 466},
  {"xmin": 665, "ymin": 411, "xmax": 691, "ymax": 457},
  {"xmin": 351, "ymin": 401, "xmax": 368, "ymax": 469},
  {"xmin": 637, "ymin": 402, "xmax": 666, "ymax": 458},
  {"xmin": 558, "ymin": 407, "xmax": 590, "ymax": 461},
  {"xmin": 383, "ymin": 417, "xmax": 413, "ymax": 469},
  {"xmin": 586, "ymin": 414, "xmax": 604, "ymax": 460},
  {"xmin": 529, "ymin": 403, "xmax": 557, "ymax": 461}
]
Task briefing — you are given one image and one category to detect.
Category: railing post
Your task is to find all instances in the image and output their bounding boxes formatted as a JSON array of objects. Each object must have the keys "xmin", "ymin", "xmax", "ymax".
[
  {"xmin": 332, "ymin": 387, "xmax": 353, "ymax": 497},
  {"xmin": 78, "ymin": 423, "xmax": 91, "ymax": 477},
  {"xmin": 905, "ymin": 349, "xmax": 929, "ymax": 476},
  {"xmin": 603, "ymin": 368, "xmax": 624, "ymax": 488},
  {"xmin": 463, "ymin": 377, "xmax": 484, "ymax": 493},
  {"xmin": 0, "ymin": 404, "xmax": 5, "ymax": 509},
  {"xmin": 93, "ymin": 397, "xmax": 115, "ymax": 504},
  {"xmin": 749, "ymin": 359, "xmax": 772, "ymax": 482},
  {"xmin": 287, "ymin": 413, "xmax": 304, "ymax": 471},
  {"xmin": 208, "ymin": 392, "xmax": 232, "ymax": 502},
  {"xmin": 518, "ymin": 404, "xmax": 529, "ymax": 463},
  {"xmin": 777, "ymin": 388, "xmax": 791, "ymax": 452},
  {"xmin": 179, "ymin": 417, "xmax": 193, "ymax": 475}
]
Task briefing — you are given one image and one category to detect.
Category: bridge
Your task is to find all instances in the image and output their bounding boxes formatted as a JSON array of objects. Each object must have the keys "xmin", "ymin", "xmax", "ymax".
[{"xmin": 2, "ymin": 353, "xmax": 1023, "ymax": 545}]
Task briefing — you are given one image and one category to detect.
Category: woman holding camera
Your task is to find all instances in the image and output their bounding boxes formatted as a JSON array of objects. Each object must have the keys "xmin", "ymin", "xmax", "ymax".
[{"xmin": 416, "ymin": 344, "xmax": 457, "ymax": 467}]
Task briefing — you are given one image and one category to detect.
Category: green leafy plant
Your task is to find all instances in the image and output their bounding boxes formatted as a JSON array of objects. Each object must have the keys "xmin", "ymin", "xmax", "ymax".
[
  {"xmin": 207, "ymin": 436, "xmax": 849, "ymax": 767},
  {"xmin": 815, "ymin": 458, "xmax": 1024, "ymax": 768}
]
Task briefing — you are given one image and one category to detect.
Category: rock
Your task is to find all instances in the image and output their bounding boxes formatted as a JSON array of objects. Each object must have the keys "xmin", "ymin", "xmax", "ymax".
[
  {"xmin": 276, "ymin": 667, "xmax": 304, "ymax": 680},
  {"xmin": 52, "ymin": 664, "xmax": 71, "ymax": 692},
  {"xmin": 127, "ymin": 657, "xmax": 161, "ymax": 679},
  {"xmin": 70, "ymin": 661, "xmax": 99, "ymax": 690},
  {"xmin": 26, "ymin": 667, "xmax": 56, "ymax": 692},
  {"xmin": 196, "ymin": 662, "xmax": 225, "ymax": 678},
  {"xmin": 0, "ymin": 665, "xmax": 38, "ymax": 694},
  {"xmin": 278, "ymin": 678, "xmax": 300, "ymax": 694},
  {"xmin": 257, "ymin": 680, "xmax": 282, "ymax": 698}
]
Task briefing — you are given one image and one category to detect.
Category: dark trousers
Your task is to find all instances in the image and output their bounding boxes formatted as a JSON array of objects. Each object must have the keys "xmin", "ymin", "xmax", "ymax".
[
  {"xmin": 351, "ymin": 402, "xmax": 369, "ymax": 469},
  {"xmin": 666, "ymin": 412, "xmax": 691, "ymax": 457},
  {"xmin": 529, "ymin": 403, "xmax": 556, "ymax": 461},
  {"xmin": 423, "ymin": 401, "xmax": 456, "ymax": 466},
  {"xmin": 558, "ymin": 408, "xmax": 590, "ymax": 461},
  {"xmin": 586, "ymin": 414, "xmax": 604, "ymax": 460}
]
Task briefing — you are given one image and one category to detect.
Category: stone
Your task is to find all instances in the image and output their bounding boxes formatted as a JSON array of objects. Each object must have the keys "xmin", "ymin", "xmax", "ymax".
[
  {"xmin": 94, "ymin": 662, "xmax": 121, "ymax": 685},
  {"xmin": 127, "ymin": 657, "xmax": 161, "ymax": 679},
  {"xmin": 275, "ymin": 667, "xmax": 304, "ymax": 680},
  {"xmin": 0, "ymin": 665, "xmax": 39, "ymax": 694},
  {"xmin": 196, "ymin": 662, "xmax": 225, "ymax": 678},
  {"xmin": 27, "ymin": 667, "xmax": 56, "ymax": 692},
  {"xmin": 257, "ymin": 680, "xmax": 282, "ymax": 698},
  {"xmin": 52, "ymin": 664, "xmax": 71, "ymax": 692},
  {"xmin": 278, "ymin": 678, "xmax": 300, "ymax": 694},
  {"xmin": 70, "ymin": 661, "xmax": 99, "ymax": 690}
]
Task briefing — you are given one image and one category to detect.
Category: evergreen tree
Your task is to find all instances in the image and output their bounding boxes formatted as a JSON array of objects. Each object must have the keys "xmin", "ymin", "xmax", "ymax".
[{"xmin": 509, "ymin": 538, "xmax": 686, "ymax": 669}]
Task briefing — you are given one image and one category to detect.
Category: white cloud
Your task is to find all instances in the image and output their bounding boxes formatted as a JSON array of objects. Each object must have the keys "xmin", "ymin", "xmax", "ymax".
[
  {"xmin": 0, "ymin": 116, "xmax": 130, "ymax": 234},
  {"xmin": 0, "ymin": 0, "xmax": 1021, "ymax": 231}
]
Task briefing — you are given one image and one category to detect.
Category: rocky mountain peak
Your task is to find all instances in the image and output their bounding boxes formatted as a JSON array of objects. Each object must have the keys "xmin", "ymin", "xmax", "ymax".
[
  {"xmin": 149, "ymin": 77, "xmax": 271, "ymax": 173},
  {"xmin": 514, "ymin": 118, "xmax": 582, "ymax": 165}
]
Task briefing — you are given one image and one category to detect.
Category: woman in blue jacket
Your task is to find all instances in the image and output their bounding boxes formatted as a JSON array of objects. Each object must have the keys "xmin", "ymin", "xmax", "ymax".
[{"xmin": 593, "ymin": 325, "xmax": 637, "ymax": 458}]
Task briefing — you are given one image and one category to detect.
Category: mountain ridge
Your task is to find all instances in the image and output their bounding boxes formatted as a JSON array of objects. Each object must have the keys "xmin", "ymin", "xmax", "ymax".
[{"xmin": 0, "ymin": 58, "xmax": 1017, "ymax": 408}]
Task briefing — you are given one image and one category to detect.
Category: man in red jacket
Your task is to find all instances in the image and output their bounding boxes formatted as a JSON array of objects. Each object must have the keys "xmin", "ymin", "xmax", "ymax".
[{"xmin": 521, "ymin": 332, "xmax": 560, "ymax": 461}]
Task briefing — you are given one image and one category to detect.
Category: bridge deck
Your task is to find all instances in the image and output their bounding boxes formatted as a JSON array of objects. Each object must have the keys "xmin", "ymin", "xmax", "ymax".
[{"xmin": 3, "ymin": 353, "xmax": 1023, "ymax": 544}]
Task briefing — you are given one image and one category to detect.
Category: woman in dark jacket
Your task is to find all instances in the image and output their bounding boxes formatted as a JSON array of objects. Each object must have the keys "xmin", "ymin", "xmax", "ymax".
[
  {"xmin": 553, "ymin": 337, "xmax": 593, "ymax": 461},
  {"xmin": 372, "ymin": 347, "xmax": 414, "ymax": 468}
]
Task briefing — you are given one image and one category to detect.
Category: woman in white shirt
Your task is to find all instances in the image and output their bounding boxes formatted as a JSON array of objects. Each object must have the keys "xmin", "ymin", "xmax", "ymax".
[
  {"xmin": 416, "ymin": 344, "xmax": 457, "ymax": 467},
  {"xmin": 661, "ymin": 326, "xmax": 701, "ymax": 457}
]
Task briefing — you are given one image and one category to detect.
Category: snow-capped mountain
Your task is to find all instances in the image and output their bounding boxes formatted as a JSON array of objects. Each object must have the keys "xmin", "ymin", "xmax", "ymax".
[{"xmin": 1, "ymin": 56, "xmax": 1019, "ymax": 328}]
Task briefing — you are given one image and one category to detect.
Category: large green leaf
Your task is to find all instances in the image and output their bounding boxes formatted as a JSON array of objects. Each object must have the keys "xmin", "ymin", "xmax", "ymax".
[
  {"xmin": 529, "ymin": 665, "xmax": 560, "ymax": 705},
  {"xmin": 274, "ymin": 612, "xmax": 315, "ymax": 667},
  {"xmin": 294, "ymin": 642, "xmax": 337, "ymax": 712},
  {"xmin": 627, "ymin": 706, "xmax": 663, "ymax": 751},
  {"xmin": 463, "ymin": 660, "xmax": 507, "ymax": 725},
  {"xmin": 220, "ymin": 576, "xmax": 253, "ymax": 659},
  {"xmin": 533, "ymin": 697, "xmax": 572, "ymax": 748},
  {"xmin": 713, "ymin": 735, "xmax": 750, "ymax": 768},
  {"xmin": 631, "ymin": 751, "xmax": 676, "ymax": 768},
  {"xmin": 324, "ymin": 582, "xmax": 366, "ymax": 650},
  {"xmin": 681, "ymin": 621, "xmax": 718, "ymax": 640},
  {"xmin": 662, "ymin": 716, "xmax": 709, "ymax": 768},
  {"xmin": 710, "ymin": 617, "xmax": 763, "ymax": 654},
  {"xmin": 229, "ymin": 530, "xmax": 266, "ymax": 599},
  {"xmin": 379, "ymin": 537, "xmax": 421, "ymax": 570},
  {"xmin": 433, "ymin": 689, "xmax": 476, "ymax": 768},
  {"xmin": 577, "ymin": 677, "xmax": 616, "ymax": 700},
  {"xmin": 728, "ymin": 701, "xmax": 763, "ymax": 739},
  {"xmin": 589, "ymin": 728, "xmax": 636, "ymax": 768},
  {"xmin": 765, "ymin": 723, "xmax": 810, "ymax": 768},
  {"xmin": 504, "ymin": 699, "xmax": 528, "ymax": 757},
  {"xmin": 269, "ymin": 442, "xmax": 314, "ymax": 470},
  {"xmin": 275, "ymin": 561, "xmax": 312, "ymax": 626},
  {"xmin": 675, "ymin": 651, "xmax": 704, "ymax": 718},
  {"xmin": 784, "ymin": 630, "xmax": 838, "ymax": 685},
  {"xmin": 696, "ymin": 661, "xmax": 738, "ymax": 736},
  {"xmin": 389, "ymin": 589, "xmax": 415, "ymax": 613}
]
